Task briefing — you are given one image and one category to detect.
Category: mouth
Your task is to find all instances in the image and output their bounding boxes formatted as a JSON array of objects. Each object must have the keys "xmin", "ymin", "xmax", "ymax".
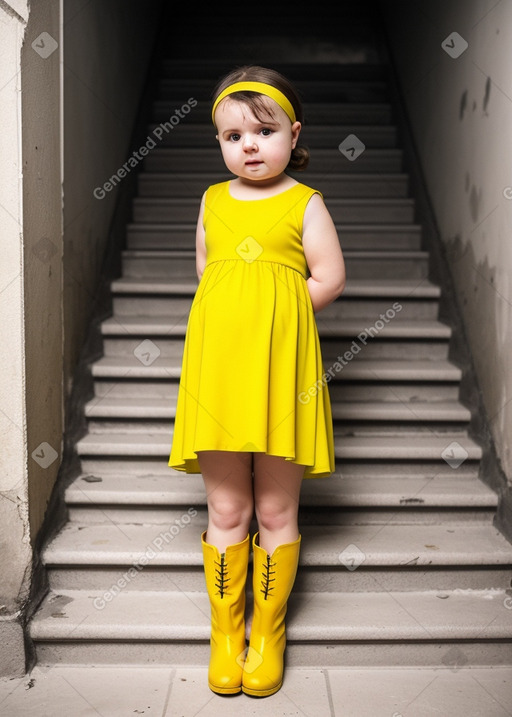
[{"xmin": 245, "ymin": 160, "xmax": 263, "ymax": 166}]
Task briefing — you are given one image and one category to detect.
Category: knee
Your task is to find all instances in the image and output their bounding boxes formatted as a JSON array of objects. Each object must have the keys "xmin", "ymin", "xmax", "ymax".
[
  {"xmin": 254, "ymin": 499, "xmax": 297, "ymax": 533},
  {"xmin": 208, "ymin": 497, "xmax": 253, "ymax": 532}
]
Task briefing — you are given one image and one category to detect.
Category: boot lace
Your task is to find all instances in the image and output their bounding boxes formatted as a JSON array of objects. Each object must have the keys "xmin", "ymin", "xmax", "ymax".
[
  {"xmin": 214, "ymin": 553, "xmax": 230, "ymax": 598},
  {"xmin": 260, "ymin": 554, "xmax": 276, "ymax": 600}
]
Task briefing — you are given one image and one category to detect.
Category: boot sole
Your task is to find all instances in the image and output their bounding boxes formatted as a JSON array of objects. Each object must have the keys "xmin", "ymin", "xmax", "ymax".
[
  {"xmin": 242, "ymin": 681, "xmax": 283, "ymax": 697},
  {"xmin": 208, "ymin": 681, "xmax": 243, "ymax": 695}
]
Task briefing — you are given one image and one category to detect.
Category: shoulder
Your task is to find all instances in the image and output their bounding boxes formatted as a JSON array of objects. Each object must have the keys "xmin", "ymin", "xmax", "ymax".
[
  {"xmin": 291, "ymin": 181, "xmax": 324, "ymax": 203},
  {"xmin": 203, "ymin": 181, "xmax": 229, "ymax": 209},
  {"xmin": 290, "ymin": 182, "xmax": 325, "ymax": 214},
  {"xmin": 205, "ymin": 180, "xmax": 230, "ymax": 196},
  {"xmin": 303, "ymin": 190, "xmax": 333, "ymax": 232}
]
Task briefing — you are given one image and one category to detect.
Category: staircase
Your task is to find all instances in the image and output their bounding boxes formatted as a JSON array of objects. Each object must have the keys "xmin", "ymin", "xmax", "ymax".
[{"xmin": 29, "ymin": 21, "xmax": 512, "ymax": 671}]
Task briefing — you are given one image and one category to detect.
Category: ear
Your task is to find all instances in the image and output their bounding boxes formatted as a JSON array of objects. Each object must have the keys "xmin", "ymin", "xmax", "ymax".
[{"xmin": 290, "ymin": 121, "xmax": 301, "ymax": 149}]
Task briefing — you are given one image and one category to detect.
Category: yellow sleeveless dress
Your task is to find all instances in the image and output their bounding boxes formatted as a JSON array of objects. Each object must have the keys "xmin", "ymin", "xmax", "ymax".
[{"xmin": 168, "ymin": 180, "xmax": 335, "ymax": 478}]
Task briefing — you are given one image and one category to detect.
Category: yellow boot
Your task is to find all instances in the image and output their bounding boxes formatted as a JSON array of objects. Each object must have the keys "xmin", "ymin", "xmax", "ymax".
[
  {"xmin": 201, "ymin": 530, "xmax": 249, "ymax": 695},
  {"xmin": 242, "ymin": 532, "xmax": 301, "ymax": 697}
]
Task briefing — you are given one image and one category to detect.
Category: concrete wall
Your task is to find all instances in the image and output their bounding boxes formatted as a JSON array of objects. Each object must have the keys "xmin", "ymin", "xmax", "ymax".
[
  {"xmin": 22, "ymin": 0, "xmax": 63, "ymax": 568},
  {"xmin": 0, "ymin": 0, "xmax": 163, "ymax": 676},
  {"xmin": 62, "ymin": 0, "xmax": 164, "ymax": 392},
  {"xmin": 0, "ymin": 0, "xmax": 61, "ymax": 677},
  {"xmin": 380, "ymin": 0, "xmax": 512, "ymax": 529}
]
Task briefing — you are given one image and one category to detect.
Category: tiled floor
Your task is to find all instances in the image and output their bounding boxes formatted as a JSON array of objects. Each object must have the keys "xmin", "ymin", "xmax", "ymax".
[{"xmin": 1, "ymin": 665, "xmax": 511, "ymax": 716}]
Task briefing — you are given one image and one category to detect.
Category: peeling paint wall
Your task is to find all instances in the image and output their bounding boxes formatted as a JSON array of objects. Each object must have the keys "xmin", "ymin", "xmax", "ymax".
[
  {"xmin": 380, "ymin": 0, "xmax": 512, "ymax": 487},
  {"xmin": 22, "ymin": 0, "xmax": 64, "ymax": 560},
  {"xmin": 0, "ymin": 0, "xmax": 60, "ymax": 677},
  {"xmin": 0, "ymin": 0, "xmax": 164, "ymax": 676}
]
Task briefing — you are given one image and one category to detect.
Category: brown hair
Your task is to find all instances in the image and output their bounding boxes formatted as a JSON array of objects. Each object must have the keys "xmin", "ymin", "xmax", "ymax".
[{"xmin": 212, "ymin": 65, "xmax": 309, "ymax": 171}]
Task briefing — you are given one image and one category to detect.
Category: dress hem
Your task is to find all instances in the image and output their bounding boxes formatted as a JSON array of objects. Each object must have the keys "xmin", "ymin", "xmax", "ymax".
[{"xmin": 168, "ymin": 451, "xmax": 334, "ymax": 479}]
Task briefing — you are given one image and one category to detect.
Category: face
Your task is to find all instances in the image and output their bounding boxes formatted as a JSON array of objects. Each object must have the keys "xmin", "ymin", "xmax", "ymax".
[{"xmin": 214, "ymin": 97, "xmax": 301, "ymax": 185}]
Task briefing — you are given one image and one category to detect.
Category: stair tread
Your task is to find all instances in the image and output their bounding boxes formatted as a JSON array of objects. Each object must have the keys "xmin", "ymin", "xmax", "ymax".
[
  {"xmin": 159, "ymin": 77, "xmax": 389, "ymax": 89},
  {"xmin": 99, "ymin": 315, "xmax": 453, "ymax": 338},
  {"xmin": 30, "ymin": 588, "xmax": 512, "ymax": 641},
  {"xmin": 139, "ymin": 171, "xmax": 409, "ymax": 180},
  {"xmin": 135, "ymin": 196, "xmax": 416, "ymax": 207},
  {"xmin": 146, "ymin": 124, "xmax": 399, "ymax": 144},
  {"xmin": 127, "ymin": 223, "xmax": 422, "ymax": 231},
  {"xmin": 147, "ymin": 123, "xmax": 397, "ymax": 131},
  {"xmin": 91, "ymin": 356, "xmax": 461, "ymax": 381},
  {"xmin": 84, "ymin": 396, "xmax": 471, "ymax": 421},
  {"xmin": 76, "ymin": 432, "xmax": 482, "ymax": 459},
  {"xmin": 65, "ymin": 472, "xmax": 497, "ymax": 507},
  {"xmin": 111, "ymin": 277, "xmax": 439, "ymax": 298},
  {"xmin": 159, "ymin": 61, "xmax": 388, "ymax": 78},
  {"xmin": 43, "ymin": 523, "xmax": 512, "ymax": 566},
  {"xmin": 147, "ymin": 147, "xmax": 402, "ymax": 157},
  {"xmin": 120, "ymin": 250, "xmax": 429, "ymax": 259},
  {"xmin": 155, "ymin": 100, "xmax": 392, "ymax": 108}
]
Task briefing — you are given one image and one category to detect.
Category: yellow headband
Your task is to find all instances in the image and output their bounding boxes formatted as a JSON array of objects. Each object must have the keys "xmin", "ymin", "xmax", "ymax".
[{"xmin": 211, "ymin": 81, "xmax": 296, "ymax": 125}]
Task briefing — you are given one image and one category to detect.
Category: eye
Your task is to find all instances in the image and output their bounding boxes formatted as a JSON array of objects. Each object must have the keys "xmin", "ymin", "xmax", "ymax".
[
  {"xmin": 260, "ymin": 128, "xmax": 273, "ymax": 136},
  {"xmin": 229, "ymin": 133, "xmax": 241, "ymax": 142}
]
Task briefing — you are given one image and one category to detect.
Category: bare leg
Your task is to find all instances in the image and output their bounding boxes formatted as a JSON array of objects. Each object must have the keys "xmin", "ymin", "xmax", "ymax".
[
  {"xmin": 197, "ymin": 450, "xmax": 254, "ymax": 552},
  {"xmin": 252, "ymin": 454, "xmax": 305, "ymax": 555}
]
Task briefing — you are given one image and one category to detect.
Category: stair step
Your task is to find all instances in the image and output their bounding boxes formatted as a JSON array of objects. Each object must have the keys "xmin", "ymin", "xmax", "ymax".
[
  {"xmin": 90, "ymin": 357, "xmax": 461, "ymax": 382},
  {"xmin": 65, "ymin": 470, "xmax": 495, "ymax": 509},
  {"xmin": 145, "ymin": 123, "xmax": 399, "ymax": 148},
  {"xmin": 76, "ymin": 432, "xmax": 482, "ymax": 461},
  {"xmin": 137, "ymin": 172, "xmax": 410, "ymax": 198},
  {"xmin": 126, "ymin": 222, "xmax": 423, "ymax": 251},
  {"xmin": 120, "ymin": 253, "xmax": 430, "ymax": 283},
  {"xmin": 101, "ymin": 335, "xmax": 452, "ymax": 361},
  {"xmin": 99, "ymin": 315, "xmax": 452, "ymax": 339},
  {"xmin": 152, "ymin": 100, "xmax": 395, "ymax": 125},
  {"xmin": 83, "ymin": 397, "xmax": 472, "ymax": 424},
  {"xmin": 143, "ymin": 147, "xmax": 404, "ymax": 173},
  {"xmin": 41, "ymin": 521, "xmax": 512, "ymax": 592},
  {"xmin": 63, "ymin": 469, "xmax": 498, "ymax": 528},
  {"xmin": 30, "ymin": 587, "xmax": 512, "ymax": 666},
  {"xmin": 132, "ymin": 197, "xmax": 416, "ymax": 224},
  {"xmin": 158, "ymin": 78, "xmax": 390, "ymax": 102},
  {"xmin": 113, "ymin": 274, "xmax": 439, "ymax": 297},
  {"xmin": 41, "ymin": 522, "xmax": 512, "ymax": 568},
  {"xmin": 89, "ymin": 384, "xmax": 465, "ymax": 408},
  {"xmin": 71, "ymin": 458, "xmax": 480, "ymax": 478},
  {"xmin": 160, "ymin": 60, "xmax": 389, "ymax": 80},
  {"xmin": 110, "ymin": 281, "xmax": 439, "ymax": 319}
]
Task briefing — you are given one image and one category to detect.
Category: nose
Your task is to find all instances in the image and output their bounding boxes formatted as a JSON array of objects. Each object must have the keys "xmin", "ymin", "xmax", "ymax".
[{"xmin": 242, "ymin": 134, "xmax": 257, "ymax": 151}]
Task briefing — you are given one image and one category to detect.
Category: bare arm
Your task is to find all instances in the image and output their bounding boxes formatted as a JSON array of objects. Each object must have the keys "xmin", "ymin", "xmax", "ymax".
[
  {"xmin": 302, "ymin": 193, "xmax": 346, "ymax": 312},
  {"xmin": 195, "ymin": 191, "xmax": 207, "ymax": 281}
]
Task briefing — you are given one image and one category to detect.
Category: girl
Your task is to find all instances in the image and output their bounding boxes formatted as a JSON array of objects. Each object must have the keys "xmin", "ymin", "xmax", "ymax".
[{"xmin": 169, "ymin": 65, "xmax": 346, "ymax": 697}]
